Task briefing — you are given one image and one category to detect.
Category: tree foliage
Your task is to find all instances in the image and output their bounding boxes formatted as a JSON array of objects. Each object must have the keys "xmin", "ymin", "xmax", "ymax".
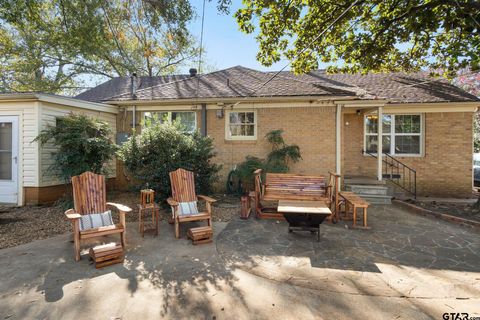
[
  {"xmin": 0, "ymin": 0, "xmax": 198, "ymax": 94},
  {"xmin": 34, "ymin": 113, "xmax": 117, "ymax": 183},
  {"xmin": 118, "ymin": 120, "xmax": 221, "ymax": 201},
  {"xmin": 453, "ymin": 70, "xmax": 480, "ymax": 151},
  {"xmin": 234, "ymin": 0, "xmax": 480, "ymax": 77}
]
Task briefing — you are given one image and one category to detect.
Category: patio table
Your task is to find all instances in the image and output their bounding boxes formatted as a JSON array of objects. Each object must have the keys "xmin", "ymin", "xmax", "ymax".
[{"xmin": 277, "ymin": 200, "xmax": 332, "ymax": 241}]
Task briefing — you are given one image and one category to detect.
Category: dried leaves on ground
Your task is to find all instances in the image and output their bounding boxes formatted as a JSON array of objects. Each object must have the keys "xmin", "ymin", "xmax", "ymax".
[
  {"xmin": 408, "ymin": 199, "xmax": 480, "ymax": 222},
  {"xmin": 0, "ymin": 192, "xmax": 241, "ymax": 250}
]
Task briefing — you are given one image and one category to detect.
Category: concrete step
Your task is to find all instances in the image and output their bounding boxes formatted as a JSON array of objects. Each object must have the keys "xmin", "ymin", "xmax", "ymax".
[
  {"xmin": 385, "ymin": 181, "xmax": 414, "ymax": 200},
  {"xmin": 345, "ymin": 184, "xmax": 389, "ymax": 196},
  {"xmin": 353, "ymin": 194, "xmax": 392, "ymax": 204},
  {"xmin": 343, "ymin": 179, "xmax": 392, "ymax": 204},
  {"xmin": 344, "ymin": 176, "xmax": 386, "ymax": 185}
]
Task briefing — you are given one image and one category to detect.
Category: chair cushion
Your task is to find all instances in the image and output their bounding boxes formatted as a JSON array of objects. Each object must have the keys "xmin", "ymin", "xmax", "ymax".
[
  {"xmin": 79, "ymin": 210, "xmax": 114, "ymax": 231},
  {"xmin": 178, "ymin": 201, "xmax": 199, "ymax": 216}
]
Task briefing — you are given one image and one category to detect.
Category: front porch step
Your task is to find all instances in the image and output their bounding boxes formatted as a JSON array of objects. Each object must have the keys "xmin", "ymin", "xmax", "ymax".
[
  {"xmin": 383, "ymin": 173, "xmax": 402, "ymax": 179},
  {"xmin": 345, "ymin": 184, "xmax": 389, "ymax": 196},
  {"xmin": 343, "ymin": 177, "xmax": 392, "ymax": 204},
  {"xmin": 344, "ymin": 176, "xmax": 386, "ymax": 185},
  {"xmin": 360, "ymin": 194, "xmax": 392, "ymax": 204}
]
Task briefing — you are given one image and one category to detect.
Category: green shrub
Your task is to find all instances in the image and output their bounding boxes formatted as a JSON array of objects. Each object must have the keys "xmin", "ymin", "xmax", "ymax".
[
  {"xmin": 233, "ymin": 129, "xmax": 301, "ymax": 191},
  {"xmin": 34, "ymin": 113, "xmax": 117, "ymax": 183},
  {"xmin": 118, "ymin": 121, "xmax": 221, "ymax": 201}
]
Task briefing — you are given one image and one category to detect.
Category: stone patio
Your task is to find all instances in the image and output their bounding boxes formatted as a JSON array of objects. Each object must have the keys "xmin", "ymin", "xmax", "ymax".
[{"xmin": 0, "ymin": 203, "xmax": 479, "ymax": 319}]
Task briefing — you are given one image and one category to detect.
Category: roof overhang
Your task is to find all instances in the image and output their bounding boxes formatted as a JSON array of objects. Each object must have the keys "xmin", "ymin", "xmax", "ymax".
[
  {"xmin": 338, "ymin": 100, "xmax": 479, "ymax": 113},
  {"xmin": 0, "ymin": 93, "xmax": 119, "ymax": 114},
  {"xmin": 385, "ymin": 101, "xmax": 479, "ymax": 113},
  {"xmin": 334, "ymin": 99, "xmax": 388, "ymax": 108},
  {"xmin": 105, "ymin": 95, "xmax": 359, "ymax": 107}
]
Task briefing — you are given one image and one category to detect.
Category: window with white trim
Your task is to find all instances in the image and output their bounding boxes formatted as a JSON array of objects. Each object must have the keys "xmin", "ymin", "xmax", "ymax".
[
  {"xmin": 365, "ymin": 114, "xmax": 422, "ymax": 155},
  {"xmin": 226, "ymin": 111, "xmax": 257, "ymax": 140},
  {"xmin": 144, "ymin": 111, "xmax": 197, "ymax": 133}
]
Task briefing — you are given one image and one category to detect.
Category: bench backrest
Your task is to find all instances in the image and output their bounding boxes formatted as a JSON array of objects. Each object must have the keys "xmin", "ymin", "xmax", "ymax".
[{"xmin": 264, "ymin": 172, "xmax": 327, "ymax": 201}]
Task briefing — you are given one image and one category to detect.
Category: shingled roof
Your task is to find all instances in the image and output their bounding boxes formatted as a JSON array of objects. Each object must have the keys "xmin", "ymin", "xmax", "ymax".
[
  {"xmin": 75, "ymin": 74, "xmax": 189, "ymax": 102},
  {"xmin": 76, "ymin": 66, "xmax": 479, "ymax": 104}
]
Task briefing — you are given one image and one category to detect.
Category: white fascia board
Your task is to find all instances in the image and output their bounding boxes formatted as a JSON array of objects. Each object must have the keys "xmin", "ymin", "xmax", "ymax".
[
  {"xmin": 37, "ymin": 94, "xmax": 119, "ymax": 114},
  {"xmin": 0, "ymin": 93, "xmax": 119, "ymax": 114},
  {"xmin": 384, "ymin": 102, "xmax": 479, "ymax": 113},
  {"xmin": 108, "ymin": 95, "xmax": 356, "ymax": 107}
]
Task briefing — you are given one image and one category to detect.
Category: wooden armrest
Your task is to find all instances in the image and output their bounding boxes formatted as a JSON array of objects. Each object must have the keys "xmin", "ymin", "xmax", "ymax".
[
  {"xmin": 107, "ymin": 202, "xmax": 132, "ymax": 213},
  {"xmin": 198, "ymin": 195, "xmax": 217, "ymax": 203},
  {"xmin": 254, "ymin": 169, "xmax": 262, "ymax": 175},
  {"xmin": 64, "ymin": 209, "xmax": 81, "ymax": 220},
  {"xmin": 167, "ymin": 198, "xmax": 179, "ymax": 206}
]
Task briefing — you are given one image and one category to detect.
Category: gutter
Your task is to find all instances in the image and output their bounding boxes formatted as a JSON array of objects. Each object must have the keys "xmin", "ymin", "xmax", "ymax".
[
  {"xmin": 0, "ymin": 92, "xmax": 118, "ymax": 114},
  {"xmin": 104, "ymin": 95, "xmax": 360, "ymax": 106}
]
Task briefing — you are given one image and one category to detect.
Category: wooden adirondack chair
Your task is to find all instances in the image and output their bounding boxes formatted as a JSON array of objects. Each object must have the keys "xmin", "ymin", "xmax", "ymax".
[
  {"xmin": 64, "ymin": 171, "xmax": 132, "ymax": 261},
  {"xmin": 167, "ymin": 168, "xmax": 215, "ymax": 239}
]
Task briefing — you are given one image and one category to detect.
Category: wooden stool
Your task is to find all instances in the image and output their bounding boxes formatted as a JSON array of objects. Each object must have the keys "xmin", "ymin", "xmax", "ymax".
[
  {"xmin": 339, "ymin": 192, "xmax": 370, "ymax": 229},
  {"xmin": 187, "ymin": 226, "xmax": 213, "ymax": 245},
  {"xmin": 138, "ymin": 189, "xmax": 160, "ymax": 237},
  {"xmin": 89, "ymin": 242, "xmax": 124, "ymax": 269}
]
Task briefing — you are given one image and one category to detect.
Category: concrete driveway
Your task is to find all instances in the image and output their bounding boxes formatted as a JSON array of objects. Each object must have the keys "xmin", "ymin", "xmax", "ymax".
[{"xmin": 0, "ymin": 204, "xmax": 479, "ymax": 319}]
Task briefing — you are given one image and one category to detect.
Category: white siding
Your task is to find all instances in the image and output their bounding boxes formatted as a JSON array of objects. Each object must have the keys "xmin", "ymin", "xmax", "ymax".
[
  {"xmin": 0, "ymin": 101, "xmax": 39, "ymax": 189},
  {"xmin": 39, "ymin": 102, "xmax": 117, "ymax": 187}
]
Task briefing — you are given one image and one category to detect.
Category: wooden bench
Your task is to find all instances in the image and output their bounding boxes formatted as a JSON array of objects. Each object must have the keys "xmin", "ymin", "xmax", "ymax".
[
  {"xmin": 254, "ymin": 169, "xmax": 339, "ymax": 219},
  {"xmin": 339, "ymin": 192, "xmax": 370, "ymax": 229}
]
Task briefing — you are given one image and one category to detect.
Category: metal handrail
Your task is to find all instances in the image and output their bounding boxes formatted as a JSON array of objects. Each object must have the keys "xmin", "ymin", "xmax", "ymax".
[{"xmin": 362, "ymin": 150, "xmax": 417, "ymax": 198}]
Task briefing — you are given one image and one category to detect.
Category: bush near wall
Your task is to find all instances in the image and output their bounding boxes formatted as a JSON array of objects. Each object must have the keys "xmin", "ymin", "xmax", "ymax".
[
  {"xmin": 34, "ymin": 113, "xmax": 117, "ymax": 183},
  {"xmin": 118, "ymin": 121, "xmax": 221, "ymax": 201}
]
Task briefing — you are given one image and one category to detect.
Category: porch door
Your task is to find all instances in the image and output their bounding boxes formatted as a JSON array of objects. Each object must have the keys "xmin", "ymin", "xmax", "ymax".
[{"xmin": 0, "ymin": 116, "xmax": 19, "ymax": 203}]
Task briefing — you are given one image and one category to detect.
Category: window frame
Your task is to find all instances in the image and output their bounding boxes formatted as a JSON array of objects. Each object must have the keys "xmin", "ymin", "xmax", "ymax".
[
  {"xmin": 143, "ymin": 111, "xmax": 197, "ymax": 133},
  {"xmin": 364, "ymin": 113, "xmax": 424, "ymax": 157},
  {"xmin": 225, "ymin": 110, "xmax": 257, "ymax": 141}
]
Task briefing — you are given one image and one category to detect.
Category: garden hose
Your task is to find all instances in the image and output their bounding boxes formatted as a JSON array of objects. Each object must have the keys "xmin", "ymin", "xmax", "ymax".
[{"xmin": 226, "ymin": 169, "xmax": 243, "ymax": 194}]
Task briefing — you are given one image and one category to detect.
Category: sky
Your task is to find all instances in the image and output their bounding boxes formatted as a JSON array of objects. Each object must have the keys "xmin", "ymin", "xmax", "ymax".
[{"xmin": 184, "ymin": 0, "xmax": 292, "ymax": 73}]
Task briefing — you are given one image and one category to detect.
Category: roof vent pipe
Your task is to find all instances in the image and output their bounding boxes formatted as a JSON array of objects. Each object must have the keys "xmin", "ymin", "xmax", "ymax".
[
  {"xmin": 189, "ymin": 68, "xmax": 198, "ymax": 77},
  {"xmin": 130, "ymin": 72, "xmax": 137, "ymax": 99}
]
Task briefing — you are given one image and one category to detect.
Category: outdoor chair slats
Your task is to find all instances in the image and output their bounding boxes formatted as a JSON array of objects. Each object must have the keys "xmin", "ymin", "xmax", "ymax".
[
  {"xmin": 65, "ymin": 171, "xmax": 131, "ymax": 261},
  {"xmin": 72, "ymin": 171, "xmax": 108, "ymax": 215},
  {"xmin": 168, "ymin": 168, "xmax": 216, "ymax": 239}
]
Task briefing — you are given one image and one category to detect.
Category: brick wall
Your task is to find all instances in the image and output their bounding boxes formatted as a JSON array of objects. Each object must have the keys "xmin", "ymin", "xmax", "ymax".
[
  {"xmin": 342, "ymin": 112, "xmax": 474, "ymax": 197},
  {"xmin": 115, "ymin": 107, "xmax": 474, "ymax": 197},
  {"xmin": 207, "ymin": 106, "xmax": 337, "ymax": 190}
]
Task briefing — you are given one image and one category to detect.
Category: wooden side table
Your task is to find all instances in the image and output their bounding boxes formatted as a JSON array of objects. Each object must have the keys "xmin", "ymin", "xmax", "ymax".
[
  {"xmin": 138, "ymin": 189, "xmax": 160, "ymax": 237},
  {"xmin": 138, "ymin": 203, "xmax": 160, "ymax": 237}
]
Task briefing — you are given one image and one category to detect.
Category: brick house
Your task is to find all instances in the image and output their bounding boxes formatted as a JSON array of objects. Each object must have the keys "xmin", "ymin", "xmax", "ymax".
[
  {"xmin": 1, "ymin": 66, "xmax": 478, "ymax": 205},
  {"xmin": 74, "ymin": 66, "xmax": 479, "ymax": 200}
]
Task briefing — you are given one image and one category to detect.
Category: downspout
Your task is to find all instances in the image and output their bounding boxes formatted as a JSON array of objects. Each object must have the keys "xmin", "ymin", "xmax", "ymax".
[
  {"xmin": 336, "ymin": 104, "xmax": 342, "ymax": 189},
  {"xmin": 377, "ymin": 106, "xmax": 383, "ymax": 181},
  {"xmin": 201, "ymin": 103, "xmax": 207, "ymax": 136},
  {"xmin": 130, "ymin": 73, "xmax": 137, "ymax": 131},
  {"xmin": 132, "ymin": 105, "xmax": 136, "ymax": 131}
]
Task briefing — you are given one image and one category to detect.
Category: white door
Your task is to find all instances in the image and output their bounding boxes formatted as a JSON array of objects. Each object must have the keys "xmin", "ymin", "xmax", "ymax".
[{"xmin": 0, "ymin": 116, "xmax": 19, "ymax": 204}]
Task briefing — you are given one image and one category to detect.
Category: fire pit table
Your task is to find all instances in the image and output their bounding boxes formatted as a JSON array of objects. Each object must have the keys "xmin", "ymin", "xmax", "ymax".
[{"xmin": 277, "ymin": 200, "xmax": 332, "ymax": 241}]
